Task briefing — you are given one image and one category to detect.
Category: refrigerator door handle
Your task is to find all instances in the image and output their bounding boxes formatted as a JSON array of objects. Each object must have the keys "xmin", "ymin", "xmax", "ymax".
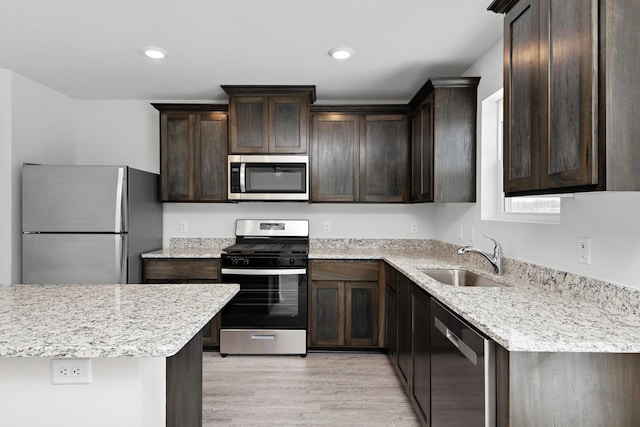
[
  {"xmin": 115, "ymin": 167, "xmax": 125, "ymax": 232},
  {"xmin": 116, "ymin": 235, "xmax": 127, "ymax": 284}
]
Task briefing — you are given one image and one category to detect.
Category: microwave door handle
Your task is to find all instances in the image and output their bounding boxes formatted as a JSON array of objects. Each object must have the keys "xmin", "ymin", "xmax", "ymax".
[{"xmin": 240, "ymin": 163, "xmax": 246, "ymax": 193}]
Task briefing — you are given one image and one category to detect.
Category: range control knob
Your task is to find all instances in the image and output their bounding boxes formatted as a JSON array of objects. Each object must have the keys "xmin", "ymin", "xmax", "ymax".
[{"xmin": 243, "ymin": 258, "xmax": 250, "ymax": 266}]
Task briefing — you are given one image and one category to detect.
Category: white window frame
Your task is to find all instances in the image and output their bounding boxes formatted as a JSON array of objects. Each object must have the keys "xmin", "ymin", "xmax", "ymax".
[{"xmin": 480, "ymin": 89, "xmax": 563, "ymax": 224}]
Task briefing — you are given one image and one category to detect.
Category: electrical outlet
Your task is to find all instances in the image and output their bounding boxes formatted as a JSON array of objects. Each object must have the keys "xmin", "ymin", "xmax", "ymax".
[
  {"xmin": 52, "ymin": 359, "xmax": 92, "ymax": 384},
  {"xmin": 410, "ymin": 223, "xmax": 418, "ymax": 234},
  {"xmin": 466, "ymin": 225, "xmax": 475, "ymax": 242},
  {"xmin": 179, "ymin": 220, "xmax": 188, "ymax": 233},
  {"xmin": 323, "ymin": 221, "xmax": 331, "ymax": 233},
  {"xmin": 577, "ymin": 237, "xmax": 591, "ymax": 264}
]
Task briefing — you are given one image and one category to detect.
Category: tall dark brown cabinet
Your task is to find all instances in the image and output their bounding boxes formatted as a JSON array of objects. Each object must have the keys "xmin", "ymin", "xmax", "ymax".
[
  {"xmin": 408, "ymin": 77, "xmax": 480, "ymax": 202},
  {"xmin": 153, "ymin": 104, "xmax": 228, "ymax": 202},
  {"xmin": 491, "ymin": 0, "xmax": 640, "ymax": 195}
]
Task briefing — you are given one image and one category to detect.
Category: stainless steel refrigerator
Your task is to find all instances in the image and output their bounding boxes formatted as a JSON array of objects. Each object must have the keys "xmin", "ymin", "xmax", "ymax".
[{"xmin": 22, "ymin": 164, "xmax": 163, "ymax": 284}]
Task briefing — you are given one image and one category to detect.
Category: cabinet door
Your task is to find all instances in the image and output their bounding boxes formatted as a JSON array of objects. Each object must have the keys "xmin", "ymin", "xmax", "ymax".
[
  {"xmin": 345, "ymin": 281, "xmax": 378, "ymax": 346},
  {"xmin": 504, "ymin": 0, "xmax": 541, "ymax": 194},
  {"xmin": 384, "ymin": 263, "xmax": 398, "ymax": 363},
  {"xmin": 194, "ymin": 112, "xmax": 228, "ymax": 201},
  {"xmin": 360, "ymin": 114, "xmax": 409, "ymax": 202},
  {"xmin": 433, "ymin": 86, "xmax": 478, "ymax": 202},
  {"xmin": 540, "ymin": 0, "xmax": 598, "ymax": 189},
  {"xmin": 228, "ymin": 96, "xmax": 268, "ymax": 153},
  {"xmin": 385, "ymin": 282, "xmax": 398, "ymax": 363},
  {"xmin": 142, "ymin": 258, "xmax": 220, "ymax": 282},
  {"xmin": 411, "ymin": 100, "xmax": 433, "ymax": 202},
  {"xmin": 396, "ymin": 274, "xmax": 412, "ymax": 387},
  {"xmin": 411, "ymin": 287, "xmax": 430, "ymax": 426},
  {"xmin": 311, "ymin": 114, "xmax": 360, "ymax": 201},
  {"xmin": 161, "ymin": 113, "xmax": 194, "ymax": 201},
  {"xmin": 269, "ymin": 96, "xmax": 309, "ymax": 153},
  {"xmin": 309, "ymin": 281, "xmax": 344, "ymax": 346}
]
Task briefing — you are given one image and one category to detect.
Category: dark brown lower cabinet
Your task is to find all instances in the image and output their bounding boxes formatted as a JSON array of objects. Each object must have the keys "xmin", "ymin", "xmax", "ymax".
[
  {"xmin": 385, "ymin": 262, "xmax": 430, "ymax": 427},
  {"xmin": 142, "ymin": 258, "xmax": 221, "ymax": 349},
  {"xmin": 411, "ymin": 287, "xmax": 430, "ymax": 426},
  {"xmin": 309, "ymin": 260, "xmax": 381, "ymax": 348},
  {"xmin": 384, "ymin": 264, "xmax": 398, "ymax": 366},
  {"xmin": 396, "ymin": 273, "xmax": 412, "ymax": 387}
]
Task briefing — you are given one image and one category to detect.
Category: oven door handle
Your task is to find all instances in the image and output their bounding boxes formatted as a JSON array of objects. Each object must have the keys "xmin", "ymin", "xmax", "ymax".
[{"xmin": 221, "ymin": 268, "xmax": 307, "ymax": 276}]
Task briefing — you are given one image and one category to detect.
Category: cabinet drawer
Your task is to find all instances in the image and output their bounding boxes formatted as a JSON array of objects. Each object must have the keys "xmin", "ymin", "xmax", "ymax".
[
  {"xmin": 143, "ymin": 259, "xmax": 220, "ymax": 281},
  {"xmin": 311, "ymin": 260, "xmax": 379, "ymax": 281}
]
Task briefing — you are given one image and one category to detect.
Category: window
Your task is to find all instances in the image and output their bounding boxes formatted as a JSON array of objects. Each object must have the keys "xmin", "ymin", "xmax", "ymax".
[{"xmin": 481, "ymin": 89, "xmax": 562, "ymax": 223}]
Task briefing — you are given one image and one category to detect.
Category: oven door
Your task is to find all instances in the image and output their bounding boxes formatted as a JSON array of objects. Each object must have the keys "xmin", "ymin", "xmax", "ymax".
[{"xmin": 220, "ymin": 267, "xmax": 308, "ymax": 329}]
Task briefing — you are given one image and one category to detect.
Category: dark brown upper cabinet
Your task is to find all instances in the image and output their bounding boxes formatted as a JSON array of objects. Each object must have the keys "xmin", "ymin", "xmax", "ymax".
[
  {"xmin": 310, "ymin": 106, "xmax": 409, "ymax": 203},
  {"xmin": 491, "ymin": 0, "xmax": 640, "ymax": 195},
  {"xmin": 153, "ymin": 104, "xmax": 228, "ymax": 202},
  {"xmin": 222, "ymin": 85, "xmax": 316, "ymax": 154},
  {"xmin": 408, "ymin": 77, "xmax": 480, "ymax": 202}
]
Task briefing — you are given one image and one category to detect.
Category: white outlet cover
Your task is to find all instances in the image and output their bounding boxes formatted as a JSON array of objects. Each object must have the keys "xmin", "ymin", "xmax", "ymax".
[
  {"xmin": 52, "ymin": 358, "xmax": 92, "ymax": 384},
  {"xmin": 577, "ymin": 237, "xmax": 591, "ymax": 265}
]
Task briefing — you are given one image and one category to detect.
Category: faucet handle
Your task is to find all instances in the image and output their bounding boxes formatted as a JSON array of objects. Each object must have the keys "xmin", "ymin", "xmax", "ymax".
[{"xmin": 483, "ymin": 234, "xmax": 502, "ymax": 256}]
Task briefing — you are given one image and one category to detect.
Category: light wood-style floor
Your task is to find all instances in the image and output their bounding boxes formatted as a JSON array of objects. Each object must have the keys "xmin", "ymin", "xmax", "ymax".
[{"xmin": 202, "ymin": 351, "xmax": 420, "ymax": 426}]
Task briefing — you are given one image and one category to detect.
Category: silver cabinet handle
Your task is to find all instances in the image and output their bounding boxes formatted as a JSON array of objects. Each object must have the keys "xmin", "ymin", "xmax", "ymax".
[
  {"xmin": 434, "ymin": 316, "xmax": 478, "ymax": 365},
  {"xmin": 221, "ymin": 268, "xmax": 306, "ymax": 276},
  {"xmin": 251, "ymin": 334, "xmax": 276, "ymax": 340}
]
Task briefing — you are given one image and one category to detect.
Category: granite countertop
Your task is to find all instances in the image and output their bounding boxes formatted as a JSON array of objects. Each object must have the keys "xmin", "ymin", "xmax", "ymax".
[
  {"xmin": 142, "ymin": 247, "xmax": 225, "ymax": 258},
  {"xmin": 143, "ymin": 238, "xmax": 640, "ymax": 353},
  {"xmin": 386, "ymin": 256, "xmax": 640, "ymax": 353},
  {"xmin": 0, "ymin": 282, "xmax": 239, "ymax": 358}
]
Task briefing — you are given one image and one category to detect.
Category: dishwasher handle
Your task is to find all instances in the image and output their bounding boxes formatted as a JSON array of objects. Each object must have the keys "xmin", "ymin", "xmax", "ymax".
[{"xmin": 434, "ymin": 316, "xmax": 478, "ymax": 365}]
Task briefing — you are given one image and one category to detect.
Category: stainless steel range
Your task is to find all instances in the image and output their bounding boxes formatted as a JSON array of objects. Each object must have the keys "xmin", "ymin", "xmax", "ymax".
[{"xmin": 219, "ymin": 219, "xmax": 309, "ymax": 356}]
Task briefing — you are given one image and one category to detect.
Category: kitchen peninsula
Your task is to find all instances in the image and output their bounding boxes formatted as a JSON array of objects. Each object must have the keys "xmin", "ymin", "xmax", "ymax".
[{"xmin": 0, "ymin": 282, "xmax": 238, "ymax": 427}]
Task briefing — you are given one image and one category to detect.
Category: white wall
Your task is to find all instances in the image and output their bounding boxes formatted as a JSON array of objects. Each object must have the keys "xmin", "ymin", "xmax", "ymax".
[
  {"xmin": 2, "ymin": 71, "xmax": 76, "ymax": 283},
  {"xmin": 75, "ymin": 100, "xmax": 160, "ymax": 173},
  {"xmin": 434, "ymin": 40, "xmax": 640, "ymax": 289},
  {"xmin": 0, "ymin": 70, "xmax": 12, "ymax": 283},
  {"xmin": 163, "ymin": 202, "xmax": 435, "ymax": 245},
  {"xmin": 0, "ymin": 357, "xmax": 165, "ymax": 427}
]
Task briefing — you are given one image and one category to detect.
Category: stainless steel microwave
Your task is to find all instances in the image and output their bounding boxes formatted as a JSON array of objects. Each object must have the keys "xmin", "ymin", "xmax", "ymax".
[{"xmin": 228, "ymin": 155, "xmax": 309, "ymax": 201}]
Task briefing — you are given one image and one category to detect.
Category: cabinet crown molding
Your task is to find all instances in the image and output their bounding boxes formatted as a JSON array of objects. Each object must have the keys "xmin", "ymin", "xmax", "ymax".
[
  {"xmin": 487, "ymin": 0, "xmax": 519, "ymax": 14},
  {"xmin": 151, "ymin": 103, "xmax": 228, "ymax": 112},
  {"xmin": 408, "ymin": 77, "xmax": 480, "ymax": 111},
  {"xmin": 221, "ymin": 85, "xmax": 317, "ymax": 103}
]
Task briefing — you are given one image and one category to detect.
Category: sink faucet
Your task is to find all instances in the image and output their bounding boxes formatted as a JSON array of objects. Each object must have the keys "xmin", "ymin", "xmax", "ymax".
[{"xmin": 457, "ymin": 234, "xmax": 503, "ymax": 275}]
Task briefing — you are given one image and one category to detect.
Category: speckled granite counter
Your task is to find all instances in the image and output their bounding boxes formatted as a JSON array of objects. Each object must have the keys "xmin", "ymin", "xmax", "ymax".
[
  {"xmin": 0, "ymin": 282, "xmax": 239, "ymax": 358},
  {"xmin": 144, "ymin": 238, "xmax": 640, "ymax": 353}
]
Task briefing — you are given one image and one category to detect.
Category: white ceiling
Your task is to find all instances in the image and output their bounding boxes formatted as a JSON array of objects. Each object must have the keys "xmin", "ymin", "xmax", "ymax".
[{"xmin": 0, "ymin": 0, "xmax": 503, "ymax": 102}]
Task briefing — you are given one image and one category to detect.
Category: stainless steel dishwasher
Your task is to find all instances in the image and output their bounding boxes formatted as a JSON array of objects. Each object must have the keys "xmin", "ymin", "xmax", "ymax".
[{"xmin": 430, "ymin": 298, "xmax": 495, "ymax": 427}]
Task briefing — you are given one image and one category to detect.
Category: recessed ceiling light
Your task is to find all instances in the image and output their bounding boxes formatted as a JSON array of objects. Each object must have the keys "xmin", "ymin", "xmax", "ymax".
[
  {"xmin": 328, "ymin": 47, "xmax": 354, "ymax": 61},
  {"xmin": 143, "ymin": 47, "xmax": 167, "ymax": 59}
]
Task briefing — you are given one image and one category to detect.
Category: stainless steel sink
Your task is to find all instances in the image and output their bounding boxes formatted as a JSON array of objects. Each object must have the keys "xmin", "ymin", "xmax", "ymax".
[{"xmin": 417, "ymin": 268, "xmax": 505, "ymax": 288}]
